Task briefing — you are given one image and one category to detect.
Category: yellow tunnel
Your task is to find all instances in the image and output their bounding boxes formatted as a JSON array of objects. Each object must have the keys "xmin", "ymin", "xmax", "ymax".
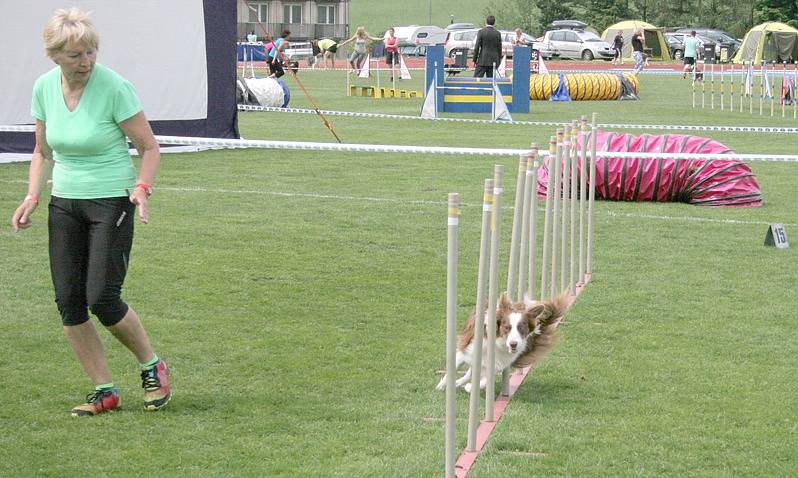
[{"xmin": 530, "ymin": 73, "xmax": 639, "ymax": 100}]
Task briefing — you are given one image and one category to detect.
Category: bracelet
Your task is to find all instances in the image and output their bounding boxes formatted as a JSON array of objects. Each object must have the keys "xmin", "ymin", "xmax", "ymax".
[
  {"xmin": 24, "ymin": 194, "xmax": 39, "ymax": 205},
  {"xmin": 135, "ymin": 182, "xmax": 153, "ymax": 197}
]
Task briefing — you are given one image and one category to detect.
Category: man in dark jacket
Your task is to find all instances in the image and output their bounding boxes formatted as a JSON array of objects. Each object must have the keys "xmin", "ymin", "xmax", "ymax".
[{"xmin": 473, "ymin": 15, "xmax": 502, "ymax": 77}]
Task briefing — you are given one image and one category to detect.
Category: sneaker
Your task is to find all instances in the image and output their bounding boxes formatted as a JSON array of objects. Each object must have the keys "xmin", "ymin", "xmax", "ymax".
[
  {"xmin": 141, "ymin": 360, "xmax": 171, "ymax": 411},
  {"xmin": 71, "ymin": 388, "xmax": 121, "ymax": 416}
]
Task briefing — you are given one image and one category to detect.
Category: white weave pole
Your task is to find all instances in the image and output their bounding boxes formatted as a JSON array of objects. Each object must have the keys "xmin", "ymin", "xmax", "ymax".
[
  {"xmin": 516, "ymin": 154, "xmax": 533, "ymax": 303},
  {"xmin": 485, "ymin": 165, "xmax": 504, "ymax": 415},
  {"xmin": 578, "ymin": 116, "xmax": 589, "ymax": 285},
  {"xmin": 586, "ymin": 113, "xmax": 598, "ymax": 277},
  {"xmin": 466, "ymin": 179, "xmax": 494, "ymax": 452},
  {"xmin": 771, "ymin": 61, "xmax": 776, "ymax": 117},
  {"xmin": 569, "ymin": 122, "xmax": 579, "ymax": 295},
  {"xmin": 444, "ymin": 193, "xmax": 459, "ymax": 478},
  {"xmin": 760, "ymin": 61, "xmax": 765, "ymax": 116},
  {"xmin": 526, "ymin": 145, "xmax": 540, "ymax": 302},
  {"xmin": 505, "ymin": 156, "xmax": 527, "ymax": 303},
  {"xmin": 539, "ymin": 136, "xmax": 556, "ymax": 301},
  {"xmin": 550, "ymin": 130, "xmax": 563, "ymax": 295},
  {"xmin": 782, "ymin": 61, "xmax": 787, "ymax": 118},
  {"xmin": 560, "ymin": 126, "xmax": 571, "ymax": 293}
]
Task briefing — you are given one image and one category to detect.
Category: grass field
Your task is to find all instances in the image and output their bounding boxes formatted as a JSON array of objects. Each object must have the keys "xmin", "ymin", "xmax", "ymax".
[
  {"xmin": 1, "ymin": 68, "xmax": 797, "ymax": 477},
  {"xmin": 349, "ymin": 0, "xmax": 488, "ymax": 36}
]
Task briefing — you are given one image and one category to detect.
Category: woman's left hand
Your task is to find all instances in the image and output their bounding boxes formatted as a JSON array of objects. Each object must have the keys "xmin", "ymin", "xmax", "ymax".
[{"xmin": 128, "ymin": 187, "xmax": 150, "ymax": 224}]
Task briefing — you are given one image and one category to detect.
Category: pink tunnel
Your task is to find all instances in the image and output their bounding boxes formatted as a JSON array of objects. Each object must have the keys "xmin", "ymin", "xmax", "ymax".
[{"xmin": 537, "ymin": 131, "xmax": 763, "ymax": 207}]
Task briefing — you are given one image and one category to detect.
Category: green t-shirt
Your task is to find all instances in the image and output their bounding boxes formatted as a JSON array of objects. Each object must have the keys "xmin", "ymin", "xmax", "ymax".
[
  {"xmin": 318, "ymin": 38, "xmax": 336, "ymax": 50},
  {"xmin": 31, "ymin": 63, "xmax": 142, "ymax": 199}
]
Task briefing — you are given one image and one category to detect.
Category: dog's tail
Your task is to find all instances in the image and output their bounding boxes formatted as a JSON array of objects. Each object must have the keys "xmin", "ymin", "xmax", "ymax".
[{"xmin": 512, "ymin": 293, "xmax": 570, "ymax": 369}]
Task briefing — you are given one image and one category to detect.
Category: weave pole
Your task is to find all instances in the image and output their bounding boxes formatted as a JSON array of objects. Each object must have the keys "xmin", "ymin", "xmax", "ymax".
[
  {"xmin": 569, "ymin": 122, "xmax": 579, "ymax": 295},
  {"xmin": 578, "ymin": 116, "xmax": 589, "ymax": 285},
  {"xmin": 759, "ymin": 61, "xmax": 767, "ymax": 116},
  {"xmin": 484, "ymin": 165, "xmax": 504, "ymax": 420},
  {"xmin": 465, "ymin": 180, "xmax": 494, "ymax": 452},
  {"xmin": 526, "ymin": 146, "xmax": 540, "ymax": 302},
  {"xmin": 771, "ymin": 61, "xmax": 776, "ymax": 117},
  {"xmin": 516, "ymin": 154, "xmax": 533, "ymax": 303},
  {"xmin": 539, "ymin": 136, "xmax": 556, "ymax": 300},
  {"xmin": 710, "ymin": 63, "xmax": 715, "ymax": 110},
  {"xmin": 794, "ymin": 62, "xmax": 797, "ymax": 120},
  {"xmin": 560, "ymin": 126, "xmax": 571, "ymax": 293},
  {"xmin": 586, "ymin": 113, "xmax": 598, "ymax": 278},
  {"xmin": 702, "ymin": 65, "xmax": 706, "ymax": 109},
  {"xmin": 444, "ymin": 193, "xmax": 459, "ymax": 478},
  {"xmin": 730, "ymin": 63, "xmax": 735, "ymax": 111},
  {"xmin": 750, "ymin": 62, "xmax": 754, "ymax": 114},
  {"xmin": 550, "ymin": 130, "xmax": 563, "ymax": 295},
  {"xmin": 505, "ymin": 156, "xmax": 527, "ymax": 303},
  {"xmin": 720, "ymin": 64, "xmax": 725, "ymax": 111},
  {"xmin": 779, "ymin": 61, "xmax": 789, "ymax": 118}
]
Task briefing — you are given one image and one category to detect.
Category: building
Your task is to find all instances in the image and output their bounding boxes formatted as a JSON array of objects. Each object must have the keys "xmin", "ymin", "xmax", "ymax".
[{"xmin": 237, "ymin": 0, "xmax": 349, "ymax": 41}]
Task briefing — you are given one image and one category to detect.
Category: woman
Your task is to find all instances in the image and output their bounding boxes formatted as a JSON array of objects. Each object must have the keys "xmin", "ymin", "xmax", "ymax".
[
  {"xmin": 632, "ymin": 29, "xmax": 646, "ymax": 75},
  {"xmin": 384, "ymin": 28, "xmax": 399, "ymax": 81},
  {"xmin": 11, "ymin": 7, "xmax": 170, "ymax": 416},
  {"xmin": 339, "ymin": 26, "xmax": 381, "ymax": 72},
  {"xmin": 268, "ymin": 29, "xmax": 291, "ymax": 78},
  {"xmin": 613, "ymin": 32, "xmax": 624, "ymax": 65}
]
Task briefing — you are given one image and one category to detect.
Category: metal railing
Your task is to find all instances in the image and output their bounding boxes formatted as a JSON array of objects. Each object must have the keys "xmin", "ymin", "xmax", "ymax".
[{"xmin": 238, "ymin": 22, "xmax": 346, "ymax": 41}]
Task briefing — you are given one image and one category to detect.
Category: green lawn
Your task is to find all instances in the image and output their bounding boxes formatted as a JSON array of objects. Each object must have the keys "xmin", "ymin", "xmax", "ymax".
[
  {"xmin": 349, "ymin": 0, "xmax": 488, "ymax": 36},
  {"xmin": 1, "ymin": 70, "xmax": 796, "ymax": 477}
]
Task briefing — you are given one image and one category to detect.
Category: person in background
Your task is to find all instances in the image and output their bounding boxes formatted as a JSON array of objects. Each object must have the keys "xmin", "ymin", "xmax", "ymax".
[
  {"xmin": 384, "ymin": 27, "xmax": 399, "ymax": 81},
  {"xmin": 11, "ymin": 7, "xmax": 170, "ymax": 416},
  {"xmin": 473, "ymin": 15, "xmax": 502, "ymax": 78},
  {"xmin": 511, "ymin": 28, "xmax": 527, "ymax": 46},
  {"xmin": 613, "ymin": 31, "xmax": 624, "ymax": 65},
  {"xmin": 246, "ymin": 30, "xmax": 257, "ymax": 43},
  {"xmin": 339, "ymin": 26, "xmax": 381, "ymax": 73},
  {"xmin": 268, "ymin": 29, "xmax": 290, "ymax": 78},
  {"xmin": 632, "ymin": 28, "xmax": 646, "ymax": 75},
  {"xmin": 682, "ymin": 30, "xmax": 699, "ymax": 79},
  {"xmin": 315, "ymin": 38, "xmax": 339, "ymax": 69}
]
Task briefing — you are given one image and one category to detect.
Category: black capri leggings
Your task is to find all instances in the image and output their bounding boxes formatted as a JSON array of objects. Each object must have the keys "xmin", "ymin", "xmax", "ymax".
[{"xmin": 48, "ymin": 196, "xmax": 135, "ymax": 327}]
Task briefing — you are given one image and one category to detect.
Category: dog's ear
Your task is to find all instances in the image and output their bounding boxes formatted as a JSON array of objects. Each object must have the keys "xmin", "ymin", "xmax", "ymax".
[
  {"xmin": 497, "ymin": 292, "xmax": 511, "ymax": 315},
  {"xmin": 524, "ymin": 303, "xmax": 546, "ymax": 321}
]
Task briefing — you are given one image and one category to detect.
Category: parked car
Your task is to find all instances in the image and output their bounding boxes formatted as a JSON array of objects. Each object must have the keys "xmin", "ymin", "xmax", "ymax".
[
  {"xmin": 283, "ymin": 41, "xmax": 314, "ymax": 62},
  {"xmin": 665, "ymin": 32, "xmax": 711, "ymax": 60},
  {"xmin": 538, "ymin": 29, "xmax": 614, "ymax": 61},
  {"xmin": 444, "ymin": 28, "xmax": 542, "ymax": 59},
  {"xmin": 397, "ymin": 43, "xmax": 427, "ymax": 57},
  {"xmin": 446, "ymin": 23, "xmax": 476, "ymax": 31},
  {"xmin": 676, "ymin": 28, "xmax": 741, "ymax": 61}
]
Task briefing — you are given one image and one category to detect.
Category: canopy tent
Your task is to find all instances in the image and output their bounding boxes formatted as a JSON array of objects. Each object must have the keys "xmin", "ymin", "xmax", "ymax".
[
  {"xmin": 0, "ymin": 0, "xmax": 239, "ymax": 153},
  {"xmin": 601, "ymin": 20, "xmax": 672, "ymax": 62},
  {"xmin": 733, "ymin": 22, "xmax": 798, "ymax": 64}
]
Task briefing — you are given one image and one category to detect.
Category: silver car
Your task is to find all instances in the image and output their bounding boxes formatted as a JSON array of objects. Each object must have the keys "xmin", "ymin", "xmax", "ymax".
[{"xmin": 547, "ymin": 30, "xmax": 614, "ymax": 61}]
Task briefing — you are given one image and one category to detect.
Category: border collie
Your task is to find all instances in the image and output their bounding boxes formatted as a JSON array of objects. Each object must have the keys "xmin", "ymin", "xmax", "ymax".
[{"xmin": 436, "ymin": 292, "xmax": 569, "ymax": 392}]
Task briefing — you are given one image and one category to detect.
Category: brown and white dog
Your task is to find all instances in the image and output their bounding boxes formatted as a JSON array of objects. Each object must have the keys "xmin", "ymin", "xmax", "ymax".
[{"xmin": 436, "ymin": 292, "xmax": 569, "ymax": 392}]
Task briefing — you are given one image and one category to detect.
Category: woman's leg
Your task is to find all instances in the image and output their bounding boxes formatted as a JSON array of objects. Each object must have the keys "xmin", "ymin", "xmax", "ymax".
[
  {"xmin": 63, "ymin": 321, "xmax": 113, "ymax": 385},
  {"xmin": 107, "ymin": 306, "xmax": 155, "ymax": 364}
]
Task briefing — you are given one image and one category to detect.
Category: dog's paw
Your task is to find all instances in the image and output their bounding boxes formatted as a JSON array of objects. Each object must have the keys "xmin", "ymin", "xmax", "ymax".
[
  {"xmin": 463, "ymin": 383, "xmax": 472, "ymax": 393},
  {"xmin": 435, "ymin": 378, "xmax": 447, "ymax": 391}
]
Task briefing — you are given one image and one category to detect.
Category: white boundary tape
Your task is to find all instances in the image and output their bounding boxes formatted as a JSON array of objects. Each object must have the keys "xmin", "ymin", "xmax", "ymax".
[
  {"xmin": 1, "ymin": 125, "xmax": 797, "ymax": 161},
  {"xmin": 235, "ymin": 105, "xmax": 798, "ymax": 134},
  {"xmin": 1, "ymin": 179, "xmax": 789, "ymax": 227}
]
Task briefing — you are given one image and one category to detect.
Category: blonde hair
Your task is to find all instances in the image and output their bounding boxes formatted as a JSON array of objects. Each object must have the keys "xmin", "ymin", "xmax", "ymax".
[
  {"xmin": 356, "ymin": 26, "xmax": 366, "ymax": 37},
  {"xmin": 43, "ymin": 7, "xmax": 99, "ymax": 58}
]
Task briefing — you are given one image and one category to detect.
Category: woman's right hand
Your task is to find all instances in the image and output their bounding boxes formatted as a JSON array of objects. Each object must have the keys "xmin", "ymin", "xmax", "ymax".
[{"xmin": 11, "ymin": 197, "xmax": 38, "ymax": 232}]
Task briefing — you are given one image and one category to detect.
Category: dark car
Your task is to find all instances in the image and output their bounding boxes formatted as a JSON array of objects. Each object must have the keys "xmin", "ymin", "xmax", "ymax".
[
  {"xmin": 675, "ymin": 28, "xmax": 741, "ymax": 62},
  {"xmin": 665, "ymin": 32, "xmax": 712, "ymax": 61}
]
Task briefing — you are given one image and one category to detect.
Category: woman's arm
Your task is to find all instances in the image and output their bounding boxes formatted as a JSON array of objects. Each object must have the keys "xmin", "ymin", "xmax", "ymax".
[
  {"xmin": 339, "ymin": 34, "xmax": 356, "ymax": 47},
  {"xmin": 120, "ymin": 111, "xmax": 160, "ymax": 224},
  {"xmin": 11, "ymin": 120, "xmax": 53, "ymax": 231}
]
